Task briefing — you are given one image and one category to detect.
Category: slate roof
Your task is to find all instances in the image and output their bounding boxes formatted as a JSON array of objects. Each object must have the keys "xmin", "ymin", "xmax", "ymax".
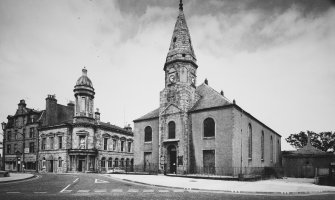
[
  {"xmin": 99, "ymin": 122, "xmax": 133, "ymax": 135},
  {"xmin": 190, "ymin": 83, "xmax": 231, "ymax": 112},
  {"xmin": 133, "ymin": 108, "xmax": 160, "ymax": 122}
]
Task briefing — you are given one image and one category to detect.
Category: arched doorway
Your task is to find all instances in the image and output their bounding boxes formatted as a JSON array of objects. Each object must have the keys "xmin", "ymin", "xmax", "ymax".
[{"xmin": 167, "ymin": 145, "xmax": 177, "ymax": 174}]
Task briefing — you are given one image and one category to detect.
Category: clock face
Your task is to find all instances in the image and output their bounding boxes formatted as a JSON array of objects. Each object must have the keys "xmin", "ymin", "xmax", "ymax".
[{"xmin": 169, "ymin": 75, "xmax": 176, "ymax": 83}]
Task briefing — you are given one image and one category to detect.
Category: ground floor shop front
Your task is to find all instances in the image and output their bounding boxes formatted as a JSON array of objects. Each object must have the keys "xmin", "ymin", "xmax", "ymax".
[
  {"xmin": 5, "ymin": 154, "xmax": 37, "ymax": 172},
  {"xmin": 39, "ymin": 149, "xmax": 134, "ymax": 173}
]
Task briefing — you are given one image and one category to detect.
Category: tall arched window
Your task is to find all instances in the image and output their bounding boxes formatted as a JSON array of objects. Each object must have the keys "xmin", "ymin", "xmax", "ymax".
[
  {"xmin": 144, "ymin": 126, "xmax": 152, "ymax": 142},
  {"xmin": 168, "ymin": 121, "xmax": 176, "ymax": 139},
  {"xmin": 270, "ymin": 136, "xmax": 274, "ymax": 163},
  {"xmin": 108, "ymin": 158, "xmax": 113, "ymax": 169},
  {"xmin": 261, "ymin": 131, "xmax": 265, "ymax": 161},
  {"xmin": 248, "ymin": 124, "xmax": 252, "ymax": 159},
  {"xmin": 114, "ymin": 158, "xmax": 119, "ymax": 167},
  {"xmin": 101, "ymin": 157, "xmax": 106, "ymax": 169},
  {"xmin": 203, "ymin": 118, "xmax": 215, "ymax": 137}
]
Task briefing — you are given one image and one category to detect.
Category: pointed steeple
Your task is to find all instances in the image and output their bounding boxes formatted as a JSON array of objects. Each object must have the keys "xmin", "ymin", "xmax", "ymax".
[{"xmin": 165, "ymin": 0, "xmax": 197, "ymax": 70}]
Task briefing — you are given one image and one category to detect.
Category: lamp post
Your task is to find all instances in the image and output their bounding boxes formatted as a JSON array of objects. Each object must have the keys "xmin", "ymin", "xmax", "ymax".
[{"xmin": 1, "ymin": 122, "xmax": 6, "ymax": 171}]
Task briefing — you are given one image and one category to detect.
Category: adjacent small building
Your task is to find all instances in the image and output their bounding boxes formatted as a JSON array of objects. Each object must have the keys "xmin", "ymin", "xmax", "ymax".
[{"xmin": 282, "ymin": 136, "xmax": 335, "ymax": 178}]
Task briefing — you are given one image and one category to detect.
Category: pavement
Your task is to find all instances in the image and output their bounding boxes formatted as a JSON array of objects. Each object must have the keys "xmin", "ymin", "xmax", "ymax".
[
  {"xmin": 0, "ymin": 172, "xmax": 35, "ymax": 183},
  {"xmin": 104, "ymin": 174, "xmax": 335, "ymax": 195}
]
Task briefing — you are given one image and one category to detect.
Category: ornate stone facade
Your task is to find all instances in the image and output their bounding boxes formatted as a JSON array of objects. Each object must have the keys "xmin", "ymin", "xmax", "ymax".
[
  {"xmin": 37, "ymin": 69, "xmax": 134, "ymax": 173},
  {"xmin": 134, "ymin": 1, "xmax": 281, "ymax": 175}
]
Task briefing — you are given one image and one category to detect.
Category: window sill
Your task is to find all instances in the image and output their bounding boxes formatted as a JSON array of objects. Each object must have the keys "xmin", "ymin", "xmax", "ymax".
[
  {"xmin": 144, "ymin": 141, "xmax": 152, "ymax": 144},
  {"xmin": 261, "ymin": 159, "xmax": 264, "ymax": 162},
  {"xmin": 203, "ymin": 137, "xmax": 215, "ymax": 140}
]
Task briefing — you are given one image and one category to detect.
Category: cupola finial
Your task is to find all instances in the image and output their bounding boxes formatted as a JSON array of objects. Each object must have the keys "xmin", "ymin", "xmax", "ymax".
[
  {"xmin": 179, "ymin": 0, "xmax": 183, "ymax": 11},
  {"xmin": 82, "ymin": 67, "xmax": 87, "ymax": 76}
]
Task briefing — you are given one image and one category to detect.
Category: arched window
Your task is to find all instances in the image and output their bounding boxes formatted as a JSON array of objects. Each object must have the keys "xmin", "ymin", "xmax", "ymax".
[
  {"xmin": 114, "ymin": 158, "xmax": 119, "ymax": 167},
  {"xmin": 108, "ymin": 158, "xmax": 113, "ymax": 169},
  {"xmin": 248, "ymin": 124, "xmax": 252, "ymax": 159},
  {"xmin": 168, "ymin": 121, "xmax": 176, "ymax": 139},
  {"xmin": 203, "ymin": 118, "xmax": 215, "ymax": 137},
  {"xmin": 144, "ymin": 126, "xmax": 152, "ymax": 142},
  {"xmin": 261, "ymin": 131, "xmax": 265, "ymax": 161},
  {"xmin": 126, "ymin": 158, "xmax": 130, "ymax": 167},
  {"xmin": 101, "ymin": 157, "xmax": 106, "ymax": 169},
  {"xmin": 120, "ymin": 158, "xmax": 124, "ymax": 167},
  {"xmin": 270, "ymin": 136, "xmax": 273, "ymax": 162}
]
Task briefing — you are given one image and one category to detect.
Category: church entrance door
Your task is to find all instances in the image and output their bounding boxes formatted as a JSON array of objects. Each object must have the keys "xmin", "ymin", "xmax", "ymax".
[{"xmin": 168, "ymin": 145, "xmax": 177, "ymax": 174}]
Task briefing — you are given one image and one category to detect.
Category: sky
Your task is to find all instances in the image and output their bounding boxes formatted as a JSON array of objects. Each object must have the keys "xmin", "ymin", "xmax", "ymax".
[{"xmin": 0, "ymin": 0, "xmax": 334, "ymax": 151}]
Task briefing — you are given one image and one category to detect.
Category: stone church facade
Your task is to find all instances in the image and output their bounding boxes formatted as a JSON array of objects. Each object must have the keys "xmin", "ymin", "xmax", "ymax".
[
  {"xmin": 38, "ymin": 68, "xmax": 134, "ymax": 173},
  {"xmin": 133, "ymin": 2, "xmax": 281, "ymax": 176}
]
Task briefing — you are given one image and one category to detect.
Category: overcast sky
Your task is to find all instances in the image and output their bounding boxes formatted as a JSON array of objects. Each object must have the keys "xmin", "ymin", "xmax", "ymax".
[{"xmin": 0, "ymin": 0, "xmax": 334, "ymax": 151}]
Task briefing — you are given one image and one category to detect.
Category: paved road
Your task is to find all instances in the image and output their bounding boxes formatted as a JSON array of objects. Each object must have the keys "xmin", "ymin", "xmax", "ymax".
[{"xmin": 0, "ymin": 173, "xmax": 335, "ymax": 200}]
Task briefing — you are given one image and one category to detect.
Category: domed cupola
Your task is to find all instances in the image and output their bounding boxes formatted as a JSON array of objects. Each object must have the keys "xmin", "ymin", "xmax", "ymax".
[
  {"xmin": 75, "ymin": 67, "xmax": 94, "ymax": 92},
  {"xmin": 73, "ymin": 68, "xmax": 95, "ymax": 122}
]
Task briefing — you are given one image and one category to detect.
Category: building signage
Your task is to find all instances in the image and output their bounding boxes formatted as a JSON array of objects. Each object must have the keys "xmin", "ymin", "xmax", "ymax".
[{"xmin": 24, "ymin": 155, "xmax": 37, "ymax": 162}]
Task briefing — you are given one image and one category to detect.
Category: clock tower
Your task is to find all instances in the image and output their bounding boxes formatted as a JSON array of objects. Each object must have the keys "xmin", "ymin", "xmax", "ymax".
[{"xmin": 158, "ymin": 0, "xmax": 199, "ymax": 174}]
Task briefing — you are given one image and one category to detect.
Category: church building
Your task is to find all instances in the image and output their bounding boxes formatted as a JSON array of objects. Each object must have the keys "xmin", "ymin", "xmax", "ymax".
[
  {"xmin": 133, "ymin": 1, "xmax": 281, "ymax": 176},
  {"xmin": 38, "ymin": 68, "xmax": 134, "ymax": 173}
]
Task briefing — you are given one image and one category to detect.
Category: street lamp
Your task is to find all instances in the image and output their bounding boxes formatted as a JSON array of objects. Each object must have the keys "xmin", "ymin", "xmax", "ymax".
[{"xmin": 1, "ymin": 122, "xmax": 6, "ymax": 171}]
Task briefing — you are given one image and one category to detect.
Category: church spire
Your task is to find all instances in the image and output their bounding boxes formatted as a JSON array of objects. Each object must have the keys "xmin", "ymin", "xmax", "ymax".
[{"xmin": 164, "ymin": 0, "xmax": 197, "ymax": 70}]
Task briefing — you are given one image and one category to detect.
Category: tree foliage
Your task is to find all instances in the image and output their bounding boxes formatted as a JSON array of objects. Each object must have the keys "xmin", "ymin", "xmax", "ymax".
[{"xmin": 285, "ymin": 131, "xmax": 335, "ymax": 152}]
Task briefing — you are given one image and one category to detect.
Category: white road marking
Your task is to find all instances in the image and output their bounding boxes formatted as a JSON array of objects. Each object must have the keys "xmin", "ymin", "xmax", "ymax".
[
  {"xmin": 127, "ymin": 189, "xmax": 139, "ymax": 193},
  {"xmin": 94, "ymin": 189, "xmax": 107, "ymax": 193},
  {"xmin": 73, "ymin": 178, "xmax": 79, "ymax": 183},
  {"xmin": 34, "ymin": 192, "xmax": 47, "ymax": 194},
  {"xmin": 111, "ymin": 189, "xmax": 123, "ymax": 192},
  {"xmin": 77, "ymin": 190, "xmax": 90, "ymax": 193},
  {"xmin": 94, "ymin": 178, "xmax": 109, "ymax": 183},
  {"xmin": 6, "ymin": 192, "xmax": 20, "ymax": 194},
  {"xmin": 60, "ymin": 184, "xmax": 72, "ymax": 193},
  {"xmin": 173, "ymin": 189, "xmax": 185, "ymax": 192},
  {"xmin": 158, "ymin": 190, "xmax": 169, "ymax": 193},
  {"xmin": 143, "ymin": 189, "xmax": 154, "ymax": 193}
]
